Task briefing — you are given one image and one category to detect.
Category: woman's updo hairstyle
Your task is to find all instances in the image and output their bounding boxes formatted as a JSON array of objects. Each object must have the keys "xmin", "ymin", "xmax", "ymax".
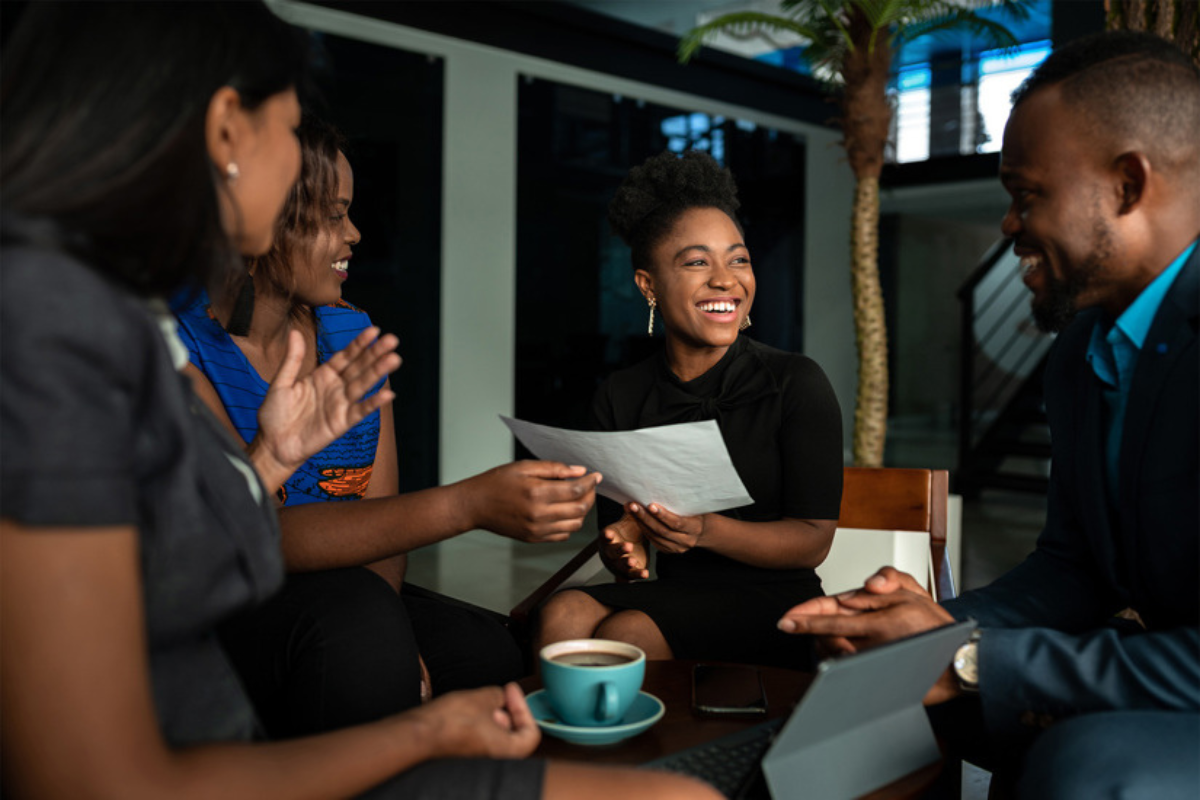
[{"xmin": 607, "ymin": 150, "xmax": 741, "ymax": 272}]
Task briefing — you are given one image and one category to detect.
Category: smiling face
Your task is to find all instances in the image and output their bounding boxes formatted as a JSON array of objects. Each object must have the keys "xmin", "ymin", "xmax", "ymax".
[
  {"xmin": 289, "ymin": 151, "xmax": 360, "ymax": 307},
  {"xmin": 1000, "ymin": 86, "xmax": 1126, "ymax": 331},
  {"xmin": 637, "ymin": 206, "xmax": 755, "ymax": 361}
]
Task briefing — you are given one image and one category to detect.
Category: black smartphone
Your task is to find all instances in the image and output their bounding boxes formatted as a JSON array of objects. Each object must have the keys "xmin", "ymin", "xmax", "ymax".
[{"xmin": 691, "ymin": 663, "xmax": 768, "ymax": 716}]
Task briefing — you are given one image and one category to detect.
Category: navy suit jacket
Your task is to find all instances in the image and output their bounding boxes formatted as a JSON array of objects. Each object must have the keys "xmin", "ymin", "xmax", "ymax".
[{"xmin": 944, "ymin": 246, "xmax": 1199, "ymax": 741}]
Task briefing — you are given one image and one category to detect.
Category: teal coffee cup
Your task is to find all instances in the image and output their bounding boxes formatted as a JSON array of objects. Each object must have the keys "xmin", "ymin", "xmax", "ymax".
[{"xmin": 539, "ymin": 639, "xmax": 646, "ymax": 727}]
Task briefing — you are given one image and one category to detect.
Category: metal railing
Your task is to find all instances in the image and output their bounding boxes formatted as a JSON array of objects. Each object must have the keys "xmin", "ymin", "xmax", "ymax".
[{"xmin": 956, "ymin": 238, "xmax": 1054, "ymax": 494}]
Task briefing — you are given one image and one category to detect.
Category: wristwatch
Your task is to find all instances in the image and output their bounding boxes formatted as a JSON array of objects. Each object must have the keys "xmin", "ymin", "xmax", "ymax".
[{"xmin": 952, "ymin": 629, "xmax": 982, "ymax": 692}]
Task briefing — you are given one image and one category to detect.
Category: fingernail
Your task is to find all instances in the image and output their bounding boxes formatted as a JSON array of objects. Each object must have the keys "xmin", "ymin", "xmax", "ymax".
[
  {"xmin": 777, "ymin": 619, "xmax": 797, "ymax": 632},
  {"xmin": 867, "ymin": 575, "xmax": 886, "ymax": 587},
  {"xmin": 837, "ymin": 591, "xmax": 856, "ymax": 601},
  {"xmin": 629, "ymin": 503, "xmax": 639, "ymax": 513}
]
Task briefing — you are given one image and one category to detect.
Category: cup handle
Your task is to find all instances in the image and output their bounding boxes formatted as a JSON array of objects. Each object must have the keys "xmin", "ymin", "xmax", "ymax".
[{"xmin": 596, "ymin": 681, "xmax": 619, "ymax": 722}]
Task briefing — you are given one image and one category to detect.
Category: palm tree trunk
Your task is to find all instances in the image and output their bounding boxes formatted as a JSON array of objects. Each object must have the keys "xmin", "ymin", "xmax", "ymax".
[
  {"xmin": 841, "ymin": 14, "xmax": 892, "ymax": 467},
  {"xmin": 850, "ymin": 174, "xmax": 888, "ymax": 467},
  {"xmin": 1107, "ymin": 0, "xmax": 1200, "ymax": 65}
]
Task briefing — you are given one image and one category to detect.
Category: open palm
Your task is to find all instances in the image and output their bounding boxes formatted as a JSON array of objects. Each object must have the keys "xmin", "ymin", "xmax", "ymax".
[{"xmin": 257, "ymin": 326, "xmax": 401, "ymax": 472}]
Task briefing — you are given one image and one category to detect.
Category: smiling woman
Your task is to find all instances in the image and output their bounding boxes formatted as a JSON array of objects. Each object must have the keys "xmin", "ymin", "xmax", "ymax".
[
  {"xmin": 535, "ymin": 151, "xmax": 845, "ymax": 670},
  {"xmin": 174, "ymin": 117, "xmax": 530, "ymax": 737}
]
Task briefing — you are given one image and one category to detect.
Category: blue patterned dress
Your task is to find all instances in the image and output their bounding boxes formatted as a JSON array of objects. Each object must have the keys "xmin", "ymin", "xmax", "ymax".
[{"xmin": 174, "ymin": 291, "xmax": 385, "ymax": 506}]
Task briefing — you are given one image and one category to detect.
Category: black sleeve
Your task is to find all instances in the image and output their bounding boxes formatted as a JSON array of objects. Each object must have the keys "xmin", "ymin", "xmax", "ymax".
[
  {"xmin": 778, "ymin": 355, "xmax": 843, "ymax": 519},
  {"xmin": 588, "ymin": 378, "xmax": 624, "ymax": 529}
]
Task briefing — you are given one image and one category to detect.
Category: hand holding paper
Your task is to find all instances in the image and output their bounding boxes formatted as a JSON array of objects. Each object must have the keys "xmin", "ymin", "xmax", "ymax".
[{"xmin": 500, "ymin": 416, "xmax": 752, "ymax": 516}]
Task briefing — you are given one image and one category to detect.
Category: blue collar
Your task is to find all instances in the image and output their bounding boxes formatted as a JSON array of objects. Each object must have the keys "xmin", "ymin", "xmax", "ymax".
[{"xmin": 1088, "ymin": 241, "xmax": 1197, "ymax": 383}]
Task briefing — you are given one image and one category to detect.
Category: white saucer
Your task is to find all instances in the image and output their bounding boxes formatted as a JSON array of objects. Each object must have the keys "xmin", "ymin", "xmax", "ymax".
[{"xmin": 527, "ymin": 690, "xmax": 664, "ymax": 746}]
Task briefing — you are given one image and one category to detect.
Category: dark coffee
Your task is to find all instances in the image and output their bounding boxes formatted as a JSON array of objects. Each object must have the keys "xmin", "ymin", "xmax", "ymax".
[{"xmin": 550, "ymin": 650, "xmax": 635, "ymax": 667}]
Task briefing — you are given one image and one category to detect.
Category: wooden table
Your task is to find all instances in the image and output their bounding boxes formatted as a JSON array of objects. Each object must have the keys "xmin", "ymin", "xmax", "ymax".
[{"xmin": 520, "ymin": 660, "xmax": 941, "ymax": 799}]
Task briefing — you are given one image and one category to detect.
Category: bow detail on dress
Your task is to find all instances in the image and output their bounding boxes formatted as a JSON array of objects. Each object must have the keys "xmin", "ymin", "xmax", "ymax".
[{"xmin": 649, "ymin": 338, "xmax": 779, "ymax": 424}]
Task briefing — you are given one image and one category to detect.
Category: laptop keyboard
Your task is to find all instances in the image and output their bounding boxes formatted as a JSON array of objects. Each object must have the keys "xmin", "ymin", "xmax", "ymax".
[{"xmin": 646, "ymin": 719, "xmax": 782, "ymax": 799}]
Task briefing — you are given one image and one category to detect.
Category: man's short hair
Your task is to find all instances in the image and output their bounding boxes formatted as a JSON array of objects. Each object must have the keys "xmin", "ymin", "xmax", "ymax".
[{"xmin": 1013, "ymin": 31, "xmax": 1200, "ymax": 179}]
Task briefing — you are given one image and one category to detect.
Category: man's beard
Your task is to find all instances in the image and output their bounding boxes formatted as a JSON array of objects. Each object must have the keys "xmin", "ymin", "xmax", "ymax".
[{"xmin": 1031, "ymin": 213, "xmax": 1112, "ymax": 333}]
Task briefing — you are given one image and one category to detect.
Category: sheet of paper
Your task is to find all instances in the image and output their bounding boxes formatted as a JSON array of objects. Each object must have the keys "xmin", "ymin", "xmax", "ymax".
[{"xmin": 501, "ymin": 415, "xmax": 752, "ymax": 516}]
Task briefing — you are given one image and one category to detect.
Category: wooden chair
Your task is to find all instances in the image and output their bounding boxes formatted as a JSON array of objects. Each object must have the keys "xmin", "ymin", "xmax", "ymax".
[
  {"xmin": 508, "ymin": 466, "xmax": 955, "ymax": 646},
  {"xmin": 826, "ymin": 467, "xmax": 953, "ymax": 601}
]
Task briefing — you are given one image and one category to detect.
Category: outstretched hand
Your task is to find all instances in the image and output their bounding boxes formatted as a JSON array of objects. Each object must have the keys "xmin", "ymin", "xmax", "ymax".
[
  {"xmin": 467, "ymin": 461, "xmax": 602, "ymax": 543},
  {"xmin": 255, "ymin": 326, "xmax": 401, "ymax": 479},
  {"xmin": 626, "ymin": 502, "xmax": 706, "ymax": 554},
  {"xmin": 600, "ymin": 513, "xmax": 650, "ymax": 580},
  {"xmin": 407, "ymin": 683, "xmax": 540, "ymax": 759},
  {"xmin": 777, "ymin": 567, "xmax": 959, "ymax": 701}
]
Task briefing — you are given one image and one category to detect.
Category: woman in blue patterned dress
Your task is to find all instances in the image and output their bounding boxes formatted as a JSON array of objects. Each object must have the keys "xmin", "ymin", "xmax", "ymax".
[{"xmin": 176, "ymin": 118, "xmax": 603, "ymax": 737}]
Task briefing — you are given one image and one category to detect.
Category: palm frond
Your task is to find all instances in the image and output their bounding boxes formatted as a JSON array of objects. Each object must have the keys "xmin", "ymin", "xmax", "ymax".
[
  {"xmin": 814, "ymin": 0, "xmax": 855, "ymax": 49},
  {"xmin": 678, "ymin": 10, "xmax": 823, "ymax": 63},
  {"xmin": 896, "ymin": 10, "xmax": 1021, "ymax": 51}
]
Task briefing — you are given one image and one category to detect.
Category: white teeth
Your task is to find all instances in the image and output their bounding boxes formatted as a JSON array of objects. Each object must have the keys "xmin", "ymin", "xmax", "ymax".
[
  {"xmin": 1019, "ymin": 255, "xmax": 1041, "ymax": 277},
  {"xmin": 698, "ymin": 301, "xmax": 736, "ymax": 313},
  {"xmin": 332, "ymin": 260, "xmax": 348, "ymax": 272}
]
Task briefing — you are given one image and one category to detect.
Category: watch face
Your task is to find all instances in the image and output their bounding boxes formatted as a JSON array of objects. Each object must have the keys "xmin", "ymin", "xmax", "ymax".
[{"xmin": 954, "ymin": 642, "xmax": 979, "ymax": 686}]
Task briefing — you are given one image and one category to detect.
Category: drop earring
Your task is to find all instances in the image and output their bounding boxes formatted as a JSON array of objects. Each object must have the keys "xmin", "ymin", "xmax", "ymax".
[
  {"xmin": 225, "ymin": 162, "xmax": 240, "ymax": 184},
  {"xmin": 739, "ymin": 314, "xmax": 752, "ymax": 331},
  {"xmin": 647, "ymin": 297, "xmax": 657, "ymax": 336}
]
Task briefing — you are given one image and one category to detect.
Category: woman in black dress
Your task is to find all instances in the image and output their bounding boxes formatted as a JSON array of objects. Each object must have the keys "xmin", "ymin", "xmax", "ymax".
[{"xmin": 536, "ymin": 150, "xmax": 843, "ymax": 670}]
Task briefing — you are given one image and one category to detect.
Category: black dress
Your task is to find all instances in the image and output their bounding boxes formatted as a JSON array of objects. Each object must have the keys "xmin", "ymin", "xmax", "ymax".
[{"xmin": 579, "ymin": 335, "xmax": 843, "ymax": 669}]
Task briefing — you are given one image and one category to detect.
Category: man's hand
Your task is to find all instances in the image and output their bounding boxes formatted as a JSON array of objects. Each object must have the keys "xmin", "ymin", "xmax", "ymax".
[
  {"xmin": 627, "ymin": 502, "xmax": 706, "ymax": 554},
  {"xmin": 406, "ymin": 683, "xmax": 540, "ymax": 759},
  {"xmin": 777, "ymin": 567, "xmax": 961, "ymax": 704},
  {"xmin": 600, "ymin": 514, "xmax": 650, "ymax": 580},
  {"xmin": 467, "ymin": 461, "xmax": 601, "ymax": 543},
  {"xmin": 255, "ymin": 326, "xmax": 401, "ymax": 476}
]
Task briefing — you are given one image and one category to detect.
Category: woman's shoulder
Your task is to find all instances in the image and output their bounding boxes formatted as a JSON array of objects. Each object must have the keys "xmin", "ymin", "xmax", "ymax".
[
  {"xmin": 316, "ymin": 298, "xmax": 372, "ymax": 323},
  {"xmin": 597, "ymin": 349, "xmax": 660, "ymax": 395},
  {"xmin": 741, "ymin": 338, "xmax": 829, "ymax": 382},
  {"xmin": 1, "ymin": 237, "xmax": 155, "ymax": 357},
  {"xmin": 314, "ymin": 299, "xmax": 374, "ymax": 345}
]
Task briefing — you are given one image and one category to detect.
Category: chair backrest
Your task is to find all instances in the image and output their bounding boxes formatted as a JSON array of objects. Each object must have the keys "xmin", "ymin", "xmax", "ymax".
[
  {"xmin": 822, "ymin": 467, "xmax": 952, "ymax": 600},
  {"xmin": 838, "ymin": 467, "xmax": 948, "ymax": 546}
]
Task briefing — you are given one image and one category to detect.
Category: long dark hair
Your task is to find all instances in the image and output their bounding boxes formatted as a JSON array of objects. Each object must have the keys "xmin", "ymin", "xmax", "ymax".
[{"xmin": 0, "ymin": 1, "xmax": 308, "ymax": 296}]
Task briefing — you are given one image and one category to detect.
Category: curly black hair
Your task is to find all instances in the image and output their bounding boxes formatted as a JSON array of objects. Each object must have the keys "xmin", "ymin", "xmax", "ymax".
[{"xmin": 607, "ymin": 150, "xmax": 741, "ymax": 272}]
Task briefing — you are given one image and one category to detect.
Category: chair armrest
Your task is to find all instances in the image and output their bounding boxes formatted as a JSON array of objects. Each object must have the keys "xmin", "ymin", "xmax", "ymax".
[{"xmin": 508, "ymin": 539, "xmax": 603, "ymax": 629}]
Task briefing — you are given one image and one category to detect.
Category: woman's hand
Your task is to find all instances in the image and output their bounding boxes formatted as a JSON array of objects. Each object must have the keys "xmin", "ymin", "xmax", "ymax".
[
  {"xmin": 405, "ymin": 683, "xmax": 540, "ymax": 760},
  {"xmin": 627, "ymin": 502, "xmax": 706, "ymax": 554},
  {"xmin": 463, "ymin": 461, "xmax": 602, "ymax": 543},
  {"xmin": 252, "ymin": 326, "xmax": 401, "ymax": 486},
  {"xmin": 600, "ymin": 514, "xmax": 650, "ymax": 580}
]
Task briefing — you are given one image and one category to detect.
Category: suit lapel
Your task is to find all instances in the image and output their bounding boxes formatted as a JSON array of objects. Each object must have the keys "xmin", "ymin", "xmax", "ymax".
[
  {"xmin": 1069, "ymin": 312, "xmax": 1121, "ymax": 587},
  {"xmin": 1117, "ymin": 249, "xmax": 1199, "ymax": 581}
]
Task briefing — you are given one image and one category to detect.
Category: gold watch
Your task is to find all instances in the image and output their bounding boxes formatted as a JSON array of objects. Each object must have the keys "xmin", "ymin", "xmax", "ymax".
[{"xmin": 953, "ymin": 630, "xmax": 981, "ymax": 692}]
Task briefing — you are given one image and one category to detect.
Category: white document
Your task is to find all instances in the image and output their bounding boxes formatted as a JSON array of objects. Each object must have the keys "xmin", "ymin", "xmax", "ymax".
[{"xmin": 500, "ymin": 416, "xmax": 752, "ymax": 516}]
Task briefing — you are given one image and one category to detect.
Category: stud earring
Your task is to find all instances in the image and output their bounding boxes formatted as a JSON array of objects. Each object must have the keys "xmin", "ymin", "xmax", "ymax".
[
  {"xmin": 647, "ymin": 297, "xmax": 656, "ymax": 336},
  {"xmin": 739, "ymin": 314, "xmax": 752, "ymax": 331},
  {"xmin": 225, "ymin": 162, "xmax": 240, "ymax": 184}
]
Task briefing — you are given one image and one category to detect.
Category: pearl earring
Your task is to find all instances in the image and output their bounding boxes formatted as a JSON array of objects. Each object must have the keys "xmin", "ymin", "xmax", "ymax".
[{"xmin": 225, "ymin": 162, "xmax": 240, "ymax": 184}]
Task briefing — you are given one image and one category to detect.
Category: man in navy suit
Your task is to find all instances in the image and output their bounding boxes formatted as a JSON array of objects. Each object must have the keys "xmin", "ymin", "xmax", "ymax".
[{"xmin": 779, "ymin": 31, "xmax": 1199, "ymax": 799}]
